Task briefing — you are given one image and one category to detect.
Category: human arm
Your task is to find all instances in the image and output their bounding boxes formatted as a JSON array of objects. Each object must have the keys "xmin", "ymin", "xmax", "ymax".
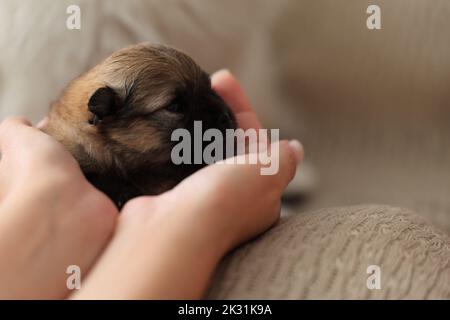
[
  {"xmin": 0, "ymin": 117, "xmax": 118, "ymax": 299},
  {"xmin": 73, "ymin": 70, "xmax": 303, "ymax": 299}
]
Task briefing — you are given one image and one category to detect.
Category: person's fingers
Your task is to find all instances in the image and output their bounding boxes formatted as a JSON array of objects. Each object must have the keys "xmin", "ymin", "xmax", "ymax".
[
  {"xmin": 211, "ymin": 70, "xmax": 253, "ymax": 113},
  {"xmin": 0, "ymin": 116, "xmax": 63, "ymax": 167},
  {"xmin": 37, "ymin": 117, "xmax": 49, "ymax": 129},
  {"xmin": 0, "ymin": 117, "xmax": 33, "ymax": 196},
  {"xmin": 274, "ymin": 139, "xmax": 304, "ymax": 189},
  {"xmin": 230, "ymin": 139, "xmax": 303, "ymax": 189},
  {"xmin": 194, "ymin": 138, "xmax": 303, "ymax": 194},
  {"xmin": 0, "ymin": 117, "xmax": 33, "ymax": 152},
  {"xmin": 0, "ymin": 116, "xmax": 32, "ymax": 133},
  {"xmin": 211, "ymin": 69, "xmax": 262, "ymax": 131},
  {"xmin": 121, "ymin": 195, "xmax": 161, "ymax": 222},
  {"xmin": 288, "ymin": 139, "xmax": 304, "ymax": 164}
]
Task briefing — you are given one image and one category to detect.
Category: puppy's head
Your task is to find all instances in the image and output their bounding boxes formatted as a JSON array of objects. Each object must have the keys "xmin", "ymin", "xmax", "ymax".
[{"xmin": 43, "ymin": 44, "xmax": 236, "ymax": 180}]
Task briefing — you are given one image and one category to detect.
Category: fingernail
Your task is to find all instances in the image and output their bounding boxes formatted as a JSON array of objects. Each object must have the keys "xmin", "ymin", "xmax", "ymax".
[
  {"xmin": 37, "ymin": 117, "xmax": 49, "ymax": 129},
  {"xmin": 288, "ymin": 139, "xmax": 304, "ymax": 163},
  {"xmin": 215, "ymin": 69, "xmax": 232, "ymax": 77}
]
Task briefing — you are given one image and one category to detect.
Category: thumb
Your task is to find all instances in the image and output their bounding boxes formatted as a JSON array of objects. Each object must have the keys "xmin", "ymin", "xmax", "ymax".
[
  {"xmin": 274, "ymin": 139, "xmax": 304, "ymax": 189},
  {"xmin": 211, "ymin": 69, "xmax": 262, "ymax": 131}
]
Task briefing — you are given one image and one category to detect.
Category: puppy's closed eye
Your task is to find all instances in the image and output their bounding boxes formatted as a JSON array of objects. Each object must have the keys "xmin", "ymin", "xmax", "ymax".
[{"xmin": 165, "ymin": 101, "xmax": 183, "ymax": 113}]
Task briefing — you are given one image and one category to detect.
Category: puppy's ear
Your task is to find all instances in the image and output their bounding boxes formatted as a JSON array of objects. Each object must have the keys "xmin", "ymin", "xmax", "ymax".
[{"xmin": 88, "ymin": 87, "xmax": 121, "ymax": 125}]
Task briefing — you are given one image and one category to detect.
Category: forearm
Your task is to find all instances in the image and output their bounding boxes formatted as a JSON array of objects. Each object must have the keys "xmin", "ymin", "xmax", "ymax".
[
  {"xmin": 0, "ymin": 192, "xmax": 69, "ymax": 299},
  {"xmin": 0, "ymin": 181, "xmax": 116, "ymax": 299},
  {"xmin": 73, "ymin": 207, "xmax": 226, "ymax": 299},
  {"xmin": 137, "ymin": 228, "xmax": 223, "ymax": 299}
]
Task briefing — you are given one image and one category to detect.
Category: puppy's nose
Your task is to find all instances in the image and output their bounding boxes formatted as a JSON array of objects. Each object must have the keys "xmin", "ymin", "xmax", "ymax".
[
  {"xmin": 218, "ymin": 111, "xmax": 236, "ymax": 130},
  {"xmin": 219, "ymin": 113, "xmax": 231, "ymax": 127}
]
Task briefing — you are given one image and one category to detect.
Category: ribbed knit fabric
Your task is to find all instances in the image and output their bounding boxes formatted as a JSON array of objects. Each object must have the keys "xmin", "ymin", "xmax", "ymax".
[{"xmin": 207, "ymin": 205, "xmax": 450, "ymax": 299}]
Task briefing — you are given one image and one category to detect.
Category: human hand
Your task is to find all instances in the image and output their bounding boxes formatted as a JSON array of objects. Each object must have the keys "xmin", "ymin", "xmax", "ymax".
[
  {"xmin": 164, "ymin": 69, "xmax": 303, "ymax": 251},
  {"xmin": 0, "ymin": 117, "xmax": 117, "ymax": 299},
  {"xmin": 122, "ymin": 69, "xmax": 302, "ymax": 253},
  {"xmin": 73, "ymin": 70, "xmax": 303, "ymax": 299}
]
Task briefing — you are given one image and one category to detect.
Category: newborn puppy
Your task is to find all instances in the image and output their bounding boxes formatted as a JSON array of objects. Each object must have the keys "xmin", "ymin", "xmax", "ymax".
[{"xmin": 41, "ymin": 43, "xmax": 236, "ymax": 207}]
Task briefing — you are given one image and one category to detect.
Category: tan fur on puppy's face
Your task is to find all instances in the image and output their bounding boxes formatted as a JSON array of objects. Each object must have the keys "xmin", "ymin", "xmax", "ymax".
[
  {"xmin": 43, "ymin": 67, "xmax": 109, "ymax": 171},
  {"xmin": 42, "ymin": 43, "xmax": 235, "ymax": 206}
]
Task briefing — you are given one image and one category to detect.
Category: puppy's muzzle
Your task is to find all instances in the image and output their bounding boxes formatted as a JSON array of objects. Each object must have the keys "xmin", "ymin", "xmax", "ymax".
[{"xmin": 218, "ymin": 109, "xmax": 236, "ymax": 132}]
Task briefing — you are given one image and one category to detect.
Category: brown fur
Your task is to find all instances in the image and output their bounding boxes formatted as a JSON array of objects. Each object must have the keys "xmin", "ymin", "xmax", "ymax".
[{"xmin": 42, "ymin": 43, "xmax": 236, "ymax": 207}]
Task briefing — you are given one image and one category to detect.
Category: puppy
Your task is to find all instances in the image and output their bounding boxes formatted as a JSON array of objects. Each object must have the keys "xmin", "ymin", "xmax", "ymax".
[{"xmin": 41, "ymin": 43, "xmax": 236, "ymax": 207}]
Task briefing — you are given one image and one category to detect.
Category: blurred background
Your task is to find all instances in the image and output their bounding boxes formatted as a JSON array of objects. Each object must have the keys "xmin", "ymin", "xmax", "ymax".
[{"xmin": 0, "ymin": 0, "xmax": 449, "ymax": 234}]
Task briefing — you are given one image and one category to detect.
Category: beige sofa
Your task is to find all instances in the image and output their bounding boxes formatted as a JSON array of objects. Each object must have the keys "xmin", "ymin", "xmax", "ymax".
[{"xmin": 0, "ymin": 0, "xmax": 449, "ymax": 299}]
